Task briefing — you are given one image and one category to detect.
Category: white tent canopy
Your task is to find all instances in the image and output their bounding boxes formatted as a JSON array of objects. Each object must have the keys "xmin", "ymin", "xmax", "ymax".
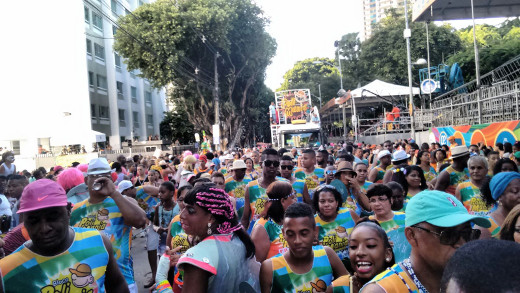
[{"xmin": 351, "ymin": 79, "xmax": 420, "ymax": 98}]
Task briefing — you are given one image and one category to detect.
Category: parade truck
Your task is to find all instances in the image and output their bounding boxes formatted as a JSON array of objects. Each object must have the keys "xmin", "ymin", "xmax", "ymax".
[{"xmin": 270, "ymin": 89, "xmax": 322, "ymax": 148}]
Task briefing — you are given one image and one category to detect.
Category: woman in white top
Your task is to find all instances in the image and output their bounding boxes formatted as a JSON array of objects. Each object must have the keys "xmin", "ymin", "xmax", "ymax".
[{"xmin": 0, "ymin": 152, "xmax": 16, "ymax": 177}]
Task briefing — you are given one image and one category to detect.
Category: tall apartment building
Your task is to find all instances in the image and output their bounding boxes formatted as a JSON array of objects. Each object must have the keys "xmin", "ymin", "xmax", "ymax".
[
  {"xmin": 1, "ymin": 0, "xmax": 166, "ymax": 170},
  {"xmin": 362, "ymin": 0, "xmax": 405, "ymax": 40},
  {"xmin": 84, "ymin": 0, "xmax": 166, "ymax": 148}
]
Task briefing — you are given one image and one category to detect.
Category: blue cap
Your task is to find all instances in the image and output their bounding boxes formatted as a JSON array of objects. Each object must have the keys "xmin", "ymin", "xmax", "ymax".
[{"xmin": 405, "ymin": 190, "xmax": 491, "ymax": 228}]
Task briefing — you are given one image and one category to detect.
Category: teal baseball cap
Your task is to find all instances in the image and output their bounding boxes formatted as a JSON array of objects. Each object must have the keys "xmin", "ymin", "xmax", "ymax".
[{"xmin": 405, "ymin": 190, "xmax": 491, "ymax": 228}]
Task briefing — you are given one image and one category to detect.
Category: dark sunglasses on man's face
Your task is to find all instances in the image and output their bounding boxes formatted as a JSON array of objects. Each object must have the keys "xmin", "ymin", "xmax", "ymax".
[
  {"xmin": 412, "ymin": 225, "xmax": 481, "ymax": 246},
  {"xmin": 264, "ymin": 160, "xmax": 280, "ymax": 168},
  {"xmin": 281, "ymin": 165, "xmax": 294, "ymax": 170}
]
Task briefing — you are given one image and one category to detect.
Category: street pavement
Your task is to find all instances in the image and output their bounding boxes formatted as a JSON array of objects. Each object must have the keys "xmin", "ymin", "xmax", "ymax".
[{"xmin": 131, "ymin": 228, "xmax": 154, "ymax": 293}]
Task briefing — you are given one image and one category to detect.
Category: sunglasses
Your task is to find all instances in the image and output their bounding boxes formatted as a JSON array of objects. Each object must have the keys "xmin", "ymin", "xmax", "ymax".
[
  {"xmin": 264, "ymin": 160, "xmax": 280, "ymax": 168},
  {"xmin": 326, "ymin": 170, "xmax": 337, "ymax": 175},
  {"xmin": 281, "ymin": 165, "xmax": 294, "ymax": 170},
  {"xmin": 315, "ymin": 184, "xmax": 337, "ymax": 193},
  {"xmin": 412, "ymin": 225, "xmax": 481, "ymax": 246}
]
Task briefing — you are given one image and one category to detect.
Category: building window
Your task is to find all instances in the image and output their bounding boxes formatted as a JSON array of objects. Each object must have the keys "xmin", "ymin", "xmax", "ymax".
[
  {"xmin": 11, "ymin": 141, "xmax": 20, "ymax": 155},
  {"xmin": 94, "ymin": 43, "xmax": 105, "ymax": 61},
  {"xmin": 119, "ymin": 109, "xmax": 126, "ymax": 126},
  {"xmin": 130, "ymin": 71, "xmax": 136, "ymax": 79},
  {"xmin": 146, "ymin": 114, "xmax": 153, "ymax": 126},
  {"xmin": 111, "ymin": 0, "xmax": 118, "ymax": 15},
  {"xmin": 145, "ymin": 91, "xmax": 152, "ymax": 104},
  {"xmin": 114, "ymin": 53, "xmax": 121, "ymax": 68},
  {"xmin": 86, "ymin": 39, "xmax": 92, "ymax": 55},
  {"xmin": 116, "ymin": 81, "xmax": 124, "ymax": 97},
  {"xmin": 91, "ymin": 104, "xmax": 96, "ymax": 117},
  {"xmin": 99, "ymin": 106, "xmax": 109, "ymax": 119},
  {"xmin": 131, "ymin": 86, "xmax": 137, "ymax": 102},
  {"xmin": 92, "ymin": 12, "xmax": 103, "ymax": 30},
  {"xmin": 84, "ymin": 6, "xmax": 90, "ymax": 23},
  {"xmin": 97, "ymin": 75, "xmax": 108, "ymax": 90},
  {"xmin": 133, "ymin": 111, "xmax": 139, "ymax": 127},
  {"xmin": 112, "ymin": 25, "xmax": 117, "ymax": 36},
  {"xmin": 88, "ymin": 71, "xmax": 94, "ymax": 87}
]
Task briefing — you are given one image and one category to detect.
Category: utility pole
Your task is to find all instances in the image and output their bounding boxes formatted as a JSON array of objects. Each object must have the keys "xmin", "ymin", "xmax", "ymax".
[
  {"xmin": 404, "ymin": 0, "xmax": 416, "ymax": 140},
  {"xmin": 318, "ymin": 83, "xmax": 322, "ymax": 108},
  {"xmin": 214, "ymin": 51, "xmax": 220, "ymax": 150},
  {"xmin": 336, "ymin": 43, "xmax": 347, "ymax": 142}
]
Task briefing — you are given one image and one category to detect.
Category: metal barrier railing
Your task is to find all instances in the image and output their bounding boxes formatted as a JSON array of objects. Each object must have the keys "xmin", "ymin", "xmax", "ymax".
[{"xmin": 358, "ymin": 109, "xmax": 433, "ymax": 137}]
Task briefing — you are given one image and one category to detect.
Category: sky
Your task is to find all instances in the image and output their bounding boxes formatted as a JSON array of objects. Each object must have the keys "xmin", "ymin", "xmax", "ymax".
[
  {"xmin": 255, "ymin": 0, "xmax": 508, "ymax": 91},
  {"xmin": 255, "ymin": 0, "xmax": 364, "ymax": 91}
]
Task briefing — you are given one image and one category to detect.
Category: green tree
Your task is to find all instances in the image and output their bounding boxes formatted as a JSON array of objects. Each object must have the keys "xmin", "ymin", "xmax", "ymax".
[
  {"xmin": 114, "ymin": 0, "xmax": 276, "ymax": 148},
  {"xmin": 359, "ymin": 9, "xmax": 463, "ymax": 86},
  {"xmin": 278, "ymin": 57, "xmax": 341, "ymax": 107},
  {"xmin": 337, "ymin": 32, "xmax": 367, "ymax": 89},
  {"xmin": 159, "ymin": 109, "xmax": 195, "ymax": 144},
  {"xmin": 448, "ymin": 19, "xmax": 520, "ymax": 82}
]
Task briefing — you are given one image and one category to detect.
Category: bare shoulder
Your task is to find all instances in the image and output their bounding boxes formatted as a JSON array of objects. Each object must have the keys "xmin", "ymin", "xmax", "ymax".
[{"xmin": 360, "ymin": 283, "xmax": 387, "ymax": 293}]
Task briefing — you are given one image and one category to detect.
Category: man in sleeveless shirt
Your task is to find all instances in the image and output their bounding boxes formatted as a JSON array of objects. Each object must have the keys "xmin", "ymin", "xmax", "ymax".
[
  {"xmin": 0, "ymin": 179, "xmax": 128, "ymax": 292},
  {"xmin": 361, "ymin": 190, "xmax": 490, "ymax": 293},
  {"xmin": 70, "ymin": 158, "xmax": 147, "ymax": 293},
  {"xmin": 435, "ymin": 146, "xmax": 470, "ymax": 195},
  {"xmin": 260, "ymin": 203, "xmax": 347, "ymax": 293}
]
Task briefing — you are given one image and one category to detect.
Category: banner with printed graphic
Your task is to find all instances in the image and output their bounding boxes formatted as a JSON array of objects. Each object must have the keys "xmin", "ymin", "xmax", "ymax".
[{"xmin": 432, "ymin": 120, "xmax": 520, "ymax": 147}]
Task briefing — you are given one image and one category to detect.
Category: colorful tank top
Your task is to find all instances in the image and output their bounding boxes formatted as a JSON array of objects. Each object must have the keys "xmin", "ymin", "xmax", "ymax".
[
  {"xmin": 225, "ymin": 177, "xmax": 251, "ymax": 219},
  {"xmin": 135, "ymin": 186, "xmax": 159, "ymax": 219},
  {"xmin": 370, "ymin": 212, "xmax": 411, "ymax": 262},
  {"xmin": 219, "ymin": 168, "xmax": 227, "ymax": 175},
  {"xmin": 70, "ymin": 197, "xmax": 135, "ymax": 284},
  {"xmin": 487, "ymin": 215, "xmax": 501, "ymax": 238},
  {"xmin": 294, "ymin": 167, "xmax": 325, "ymax": 198},
  {"xmin": 292, "ymin": 179, "xmax": 306, "ymax": 203},
  {"xmin": 331, "ymin": 275, "xmax": 352, "ymax": 293},
  {"xmin": 271, "ymin": 246, "xmax": 333, "ymax": 293},
  {"xmin": 459, "ymin": 181, "xmax": 496, "ymax": 216},
  {"xmin": 445, "ymin": 166, "xmax": 470, "ymax": 195},
  {"xmin": 0, "ymin": 227, "xmax": 109, "ymax": 292},
  {"xmin": 169, "ymin": 215, "xmax": 190, "ymax": 254},
  {"xmin": 246, "ymin": 170, "xmax": 260, "ymax": 180},
  {"xmin": 422, "ymin": 166, "xmax": 437, "ymax": 182},
  {"xmin": 315, "ymin": 208, "xmax": 356, "ymax": 260},
  {"xmin": 246, "ymin": 177, "xmax": 287, "ymax": 233},
  {"xmin": 373, "ymin": 166, "xmax": 386, "ymax": 183},
  {"xmin": 360, "ymin": 181, "xmax": 373, "ymax": 193},
  {"xmin": 366, "ymin": 263, "xmax": 419, "ymax": 293},
  {"xmin": 194, "ymin": 167, "xmax": 213, "ymax": 175},
  {"xmin": 254, "ymin": 218, "xmax": 288, "ymax": 259}
]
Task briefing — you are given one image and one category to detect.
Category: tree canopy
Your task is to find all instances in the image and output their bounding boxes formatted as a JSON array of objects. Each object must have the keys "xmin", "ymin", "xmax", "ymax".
[{"xmin": 114, "ymin": 0, "xmax": 276, "ymax": 148}]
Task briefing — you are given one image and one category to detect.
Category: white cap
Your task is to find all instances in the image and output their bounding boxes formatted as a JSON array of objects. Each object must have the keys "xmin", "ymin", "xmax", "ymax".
[{"xmin": 377, "ymin": 150, "xmax": 391, "ymax": 160}]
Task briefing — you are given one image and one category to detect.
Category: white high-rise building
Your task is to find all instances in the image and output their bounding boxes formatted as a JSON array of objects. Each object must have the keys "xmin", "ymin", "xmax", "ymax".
[
  {"xmin": 362, "ymin": 0, "xmax": 405, "ymax": 40},
  {"xmin": 1, "ymin": 0, "xmax": 166, "ymax": 169}
]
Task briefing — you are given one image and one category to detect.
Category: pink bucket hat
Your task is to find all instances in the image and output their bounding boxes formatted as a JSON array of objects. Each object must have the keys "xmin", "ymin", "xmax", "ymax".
[{"xmin": 18, "ymin": 179, "xmax": 68, "ymax": 213}]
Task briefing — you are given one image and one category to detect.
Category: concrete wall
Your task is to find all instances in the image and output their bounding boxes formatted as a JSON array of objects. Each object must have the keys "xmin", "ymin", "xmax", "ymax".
[{"xmin": 359, "ymin": 130, "xmax": 433, "ymax": 145}]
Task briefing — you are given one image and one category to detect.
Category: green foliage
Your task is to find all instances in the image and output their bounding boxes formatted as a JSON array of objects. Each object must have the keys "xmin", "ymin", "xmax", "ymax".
[
  {"xmin": 114, "ymin": 0, "xmax": 276, "ymax": 147},
  {"xmin": 278, "ymin": 57, "xmax": 340, "ymax": 106},
  {"xmin": 448, "ymin": 17, "xmax": 520, "ymax": 82},
  {"xmin": 359, "ymin": 8, "xmax": 463, "ymax": 86},
  {"xmin": 159, "ymin": 109, "xmax": 195, "ymax": 144}
]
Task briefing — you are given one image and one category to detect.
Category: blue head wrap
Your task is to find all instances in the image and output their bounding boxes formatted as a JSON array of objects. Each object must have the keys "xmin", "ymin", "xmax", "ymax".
[{"xmin": 490, "ymin": 172, "xmax": 520, "ymax": 200}]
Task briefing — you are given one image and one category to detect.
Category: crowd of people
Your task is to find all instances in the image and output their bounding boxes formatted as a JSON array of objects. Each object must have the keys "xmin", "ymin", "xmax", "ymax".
[{"xmin": 0, "ymin": 138, "xmax": 519, "ymax": 292}]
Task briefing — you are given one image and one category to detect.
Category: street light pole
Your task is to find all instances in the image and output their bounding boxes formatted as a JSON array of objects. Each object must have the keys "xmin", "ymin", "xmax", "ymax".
[
  {"xmin": 214, "ymin": 51, "xmax": 220, "ymax": 150},
  {"xmin": 318, "ymin": 83, "xmax": 322, "ymax": 108},
  {"xmin": 336, "ymin": 45, "xmax": 348, "ymax": 142},
  {"xmin": 404, "ymin": 0, "xmax": 416, "ymax": 140}
]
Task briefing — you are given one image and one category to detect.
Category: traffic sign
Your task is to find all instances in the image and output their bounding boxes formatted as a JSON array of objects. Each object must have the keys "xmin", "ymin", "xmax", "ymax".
[{"xmin": 421, "ymin": 79, "xmax": 437, "ymax": 94}]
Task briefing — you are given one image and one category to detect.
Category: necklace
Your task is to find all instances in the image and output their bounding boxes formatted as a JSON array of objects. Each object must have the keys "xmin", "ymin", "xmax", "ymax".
[
  {"xmin": 159, "ymin": 204, "xmax": 175, "ymax": 228},
  {"xmin": 402, "ymin": 259, "xmax": 429, "ymax": 293}
]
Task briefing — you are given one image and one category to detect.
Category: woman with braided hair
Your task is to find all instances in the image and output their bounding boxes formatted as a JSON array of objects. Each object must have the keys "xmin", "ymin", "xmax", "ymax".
[{"xmin": 154, "ymin": 184, "xmax": 259, "ymax": 293}]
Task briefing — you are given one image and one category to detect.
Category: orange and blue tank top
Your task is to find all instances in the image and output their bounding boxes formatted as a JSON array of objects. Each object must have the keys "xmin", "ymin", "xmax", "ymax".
[
  {"xmin": 315, "ymin": 208, "xmax": 356, "ymax": 261},
  {"xmin": 253, "ymin": 217, "xmax": 288, "ymax": 259},
  {"xmin": 292, "ymin": 179, "xmax": 306, "ymax": 203},
  {"xmin": 293, "ymin": 167, "xmax": 325, "ymax": 198},
  {"xmin": 373, "ymin": 166, "xmax": 386, "ymax": 183},
  {"xmin": 331, "ymin": 275, "xmax": 352, "ymax": 293},
  {"xmin": 486, "ymin": 215, "xmax": 501, "ymax": 238},
  {"xmin": 246, "ymin": 177, "xmax": 287, "ymax": 233},
  {"xmin": 70, "ymin": 197, "xmax": 135, "ymax": 285},
  {"xmin": 445, "ymin": 166, "xmax": 470, "ymax": 195},
  {"xmin": 224, "ymin": 177, "xmax": 251, "ymax": 219},
  {"xmin": 271, "ymin": 245, "xmax": 333, "ymax": 293},
  {"xmin": 365, "ymin": 263, "xmax": 419, "ymax": 293},
  {"xmin": 0, "ymin": 227, "xmax": 109, "ymax": 292}
]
